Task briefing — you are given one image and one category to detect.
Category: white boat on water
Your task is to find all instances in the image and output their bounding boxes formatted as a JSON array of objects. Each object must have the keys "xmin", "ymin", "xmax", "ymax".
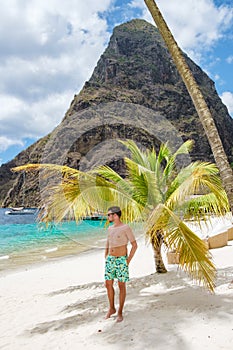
[
  {"xmin": 83, "ymin": 212, "xmax": 107, "ymax": 220},
  {"xmin": 5, "ymin": 207, "xmax": 38, "ymax": 215}
]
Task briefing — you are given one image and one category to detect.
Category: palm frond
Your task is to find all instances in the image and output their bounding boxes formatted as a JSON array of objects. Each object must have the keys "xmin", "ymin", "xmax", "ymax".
[
  {"xmin": 173, "ymin": 139, "xmax": 194, "ymax": 158},
  {"xmin": 119, "ymin": 139, "xmax": 148, "ymax": 167},
  {"xmin": 93, "ymin": 165, "xmax": 124, "ymax": 184},
  {"xmin": 165, "ymin": 220, "xmax": 215, "ymax": 292},
  {"xmin": 125, "ymin": 157, "xmax": 163, "ymax": 206},
  {"xmin": 39, "ymin": 172, "xmax": 145, "ymax": 223},
  {"xmin": 12, "ymin": 163, "xmax": 80, "ymax": 177},
  {"xmin": 182, "ymin": 192, "xmax": 229, "ymax": 221},
  {"xmin": 147, "ymin": 147, "xmax": 157, "ymax": 172},
  {"xmin": 93, "ymin": 165, "xmax": 134, "ymax": 198},
  {"xmin": 157, "ymin": 142, "xmax": 171, "ymax": 164},
  {"xmin": 147, "ymin": 204, "xmax": 216, "ymax": 291},
  {"xmin": 166, "ymin": 161, "xmax": 228, "ymax": 212},
  {"xmin": 162, "ymin": 140, "xmax": 193, "ymax": 181}
]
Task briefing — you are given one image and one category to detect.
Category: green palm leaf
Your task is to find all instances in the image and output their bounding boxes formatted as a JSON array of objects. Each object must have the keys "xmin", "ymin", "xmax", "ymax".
[
  {"xmin": 147, "ymin": 204, "xmax": 215, "ymax": 291},
  {"xmin": 12, "ymin": 138, "xmax": 229, "ymax": 291}
]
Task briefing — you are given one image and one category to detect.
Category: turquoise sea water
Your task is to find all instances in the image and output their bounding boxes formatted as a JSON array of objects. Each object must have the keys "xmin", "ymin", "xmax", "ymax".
[{"xmin": 0, "ymin": 208, "xmax": 108, "ymax": 271}]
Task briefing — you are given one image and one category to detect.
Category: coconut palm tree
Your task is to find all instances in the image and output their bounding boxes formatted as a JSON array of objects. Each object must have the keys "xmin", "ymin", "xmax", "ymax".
[
  {"xmin": 144, "ymin": 0, "xmax": 233, "ymax": 214},
  {"xmin": 94, "ymin": 140, "xmax": 228, "ymax": 289},
  {"xmin": 13, "ymin": 139, "xmax": 229, "ymax": 292}
]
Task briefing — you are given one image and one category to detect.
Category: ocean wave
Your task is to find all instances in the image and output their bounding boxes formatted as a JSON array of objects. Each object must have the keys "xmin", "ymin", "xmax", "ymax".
[{"xmin": 0, "ymin": 255, "xmax": 10, "ymax": 260}]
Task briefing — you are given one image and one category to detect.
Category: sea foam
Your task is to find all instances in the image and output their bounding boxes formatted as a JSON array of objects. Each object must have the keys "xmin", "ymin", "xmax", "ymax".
[{"xmin": 0, "ymin": 255, "xmax": 10, "ymax": 260}]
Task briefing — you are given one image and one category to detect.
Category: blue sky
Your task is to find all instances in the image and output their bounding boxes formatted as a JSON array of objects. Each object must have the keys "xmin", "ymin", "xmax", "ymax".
[{"xmin": 0, "ymin": 0, "xmax": 232, "ymax": 165}]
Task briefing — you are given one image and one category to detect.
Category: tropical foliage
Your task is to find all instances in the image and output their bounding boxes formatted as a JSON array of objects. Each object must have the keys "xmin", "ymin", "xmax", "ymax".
[
  {"xmin": 13, "ymin": 140, "xmax": 229, "ymax": 292},
  {"xmin": 94, "ymin": 140, "xmax": 229, "ymax": 291}
]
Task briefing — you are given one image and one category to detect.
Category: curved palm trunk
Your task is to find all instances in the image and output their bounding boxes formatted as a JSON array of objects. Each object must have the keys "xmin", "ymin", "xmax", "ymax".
[
  {"xmin": 145, "ymin": 0, "xmax": 233, "ymax": 214},
  {"xmin": 151, "ymin": 231, "xmax": 167, "ymax": 273}
]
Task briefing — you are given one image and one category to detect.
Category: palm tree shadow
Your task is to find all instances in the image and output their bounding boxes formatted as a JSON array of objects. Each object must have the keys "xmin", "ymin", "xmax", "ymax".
[
  {"xmin": 27, "ymin": 313, "xmax": 96, "ymax": 335},
  {"xmin": 94, "ymin": 271, "xmax": 233, "ymax": 349},
  {"xmin": 48, "ymin": 280, "xmax": 105, "ymax": 296},
  {"xmin": 215, "ymin": 266, "xmax": 233, "ymax": 287},
  {"xmin": 26, "ymin": 287, "xmax": 106, "ymax": 336},
  {"xmin": 25, "ymin": 268, "xmax": 233, "ymax": 349}
]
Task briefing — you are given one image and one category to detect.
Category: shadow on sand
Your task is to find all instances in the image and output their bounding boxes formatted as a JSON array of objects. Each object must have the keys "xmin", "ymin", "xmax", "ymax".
[{"xmin": 25, "ymin": 267, "xmax": 233, "ymax": 349}]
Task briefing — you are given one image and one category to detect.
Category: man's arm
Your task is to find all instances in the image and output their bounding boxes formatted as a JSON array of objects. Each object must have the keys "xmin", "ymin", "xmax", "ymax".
[
  {"xmin": 105, "ymin": 239, "xmax": 109, "ymax": 259},
  {"xmin": 127, "ymin": 240, "xmax": 138, "ymax": 265}
]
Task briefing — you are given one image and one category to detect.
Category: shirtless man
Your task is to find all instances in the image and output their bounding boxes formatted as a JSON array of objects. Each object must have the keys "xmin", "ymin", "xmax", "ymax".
[{"xmin": 104, "ymin": 206, "xmax": 138, "ymax": 322}]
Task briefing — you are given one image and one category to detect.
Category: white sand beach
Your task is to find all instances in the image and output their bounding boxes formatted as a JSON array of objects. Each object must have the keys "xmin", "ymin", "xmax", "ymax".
[{"xmin": 1, "ymin": 231, "xmax": 233, "ymax": 350}]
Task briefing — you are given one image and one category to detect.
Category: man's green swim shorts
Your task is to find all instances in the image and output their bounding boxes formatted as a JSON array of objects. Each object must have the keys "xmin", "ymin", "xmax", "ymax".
[{"xmin": 105, "ymin": 255, "xmax": 129, "ymax": 282}]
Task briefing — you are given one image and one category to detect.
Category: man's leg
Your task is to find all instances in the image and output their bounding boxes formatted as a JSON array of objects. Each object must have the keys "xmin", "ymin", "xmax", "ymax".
[
  {"xmin": 105, "ymin": 279, "xmax": 116, "ymax": 319},
  {"xmin": 117, "ymin": 281, "xmax": 126, "ymax": 322}
]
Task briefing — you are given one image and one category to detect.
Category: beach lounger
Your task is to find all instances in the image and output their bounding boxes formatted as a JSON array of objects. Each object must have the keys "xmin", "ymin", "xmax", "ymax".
[
  {"xmin": 208, "ymin": 231, "xmax": 228, "ymax": 249},
  {"xmin": 227, "ymin": 227, "xmax": 233, "ymax": 241}
]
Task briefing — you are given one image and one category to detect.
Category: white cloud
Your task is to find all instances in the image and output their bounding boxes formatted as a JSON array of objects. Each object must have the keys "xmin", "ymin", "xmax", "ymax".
[
  {"xmin": 0, "ymin": 0, "xmax": 112, "ymax": 152},
  {"xmin": 0, "ymin": 136, "xmax": 24, "ymax": 153},
  {"xmin": 132, "ymin": 0, "xmax": 233, "ymax": 63},
  {"xmin": 27, "ymin": 90, "xmax": 75, "ymax": 136},
  {"xmin": 0, "ymin": 90, "xmax": 74, "ymax": 139},
  {"xmin": 220, "ymin": 91, "xmax": 233, "ymax": 116},
  {"xmin": 226, "ymin": 55, "xmax": 233, "ymax": 64},
  {"xmin": 1, "ymin": 0, "xmax": 233, "ymax": 161}
]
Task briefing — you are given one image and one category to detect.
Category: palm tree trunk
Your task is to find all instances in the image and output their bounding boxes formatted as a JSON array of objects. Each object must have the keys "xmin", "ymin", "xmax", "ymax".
[
  {"xmin": 144, "ymin": 0, "xmax": 233, "ymax": 214},
  {"xmin": 151, "ymin": 231, "xmax": 167, "ymax": 273}
]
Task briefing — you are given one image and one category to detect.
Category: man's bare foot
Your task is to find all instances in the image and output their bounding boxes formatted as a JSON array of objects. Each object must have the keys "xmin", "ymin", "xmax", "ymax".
[
  {"xmin": 105, "ymin": 308, "xmax": 116, "ymax": 319},
  {"xmin": 116, "ymin": 314, "xmax": 123, "ymax": 322}
]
